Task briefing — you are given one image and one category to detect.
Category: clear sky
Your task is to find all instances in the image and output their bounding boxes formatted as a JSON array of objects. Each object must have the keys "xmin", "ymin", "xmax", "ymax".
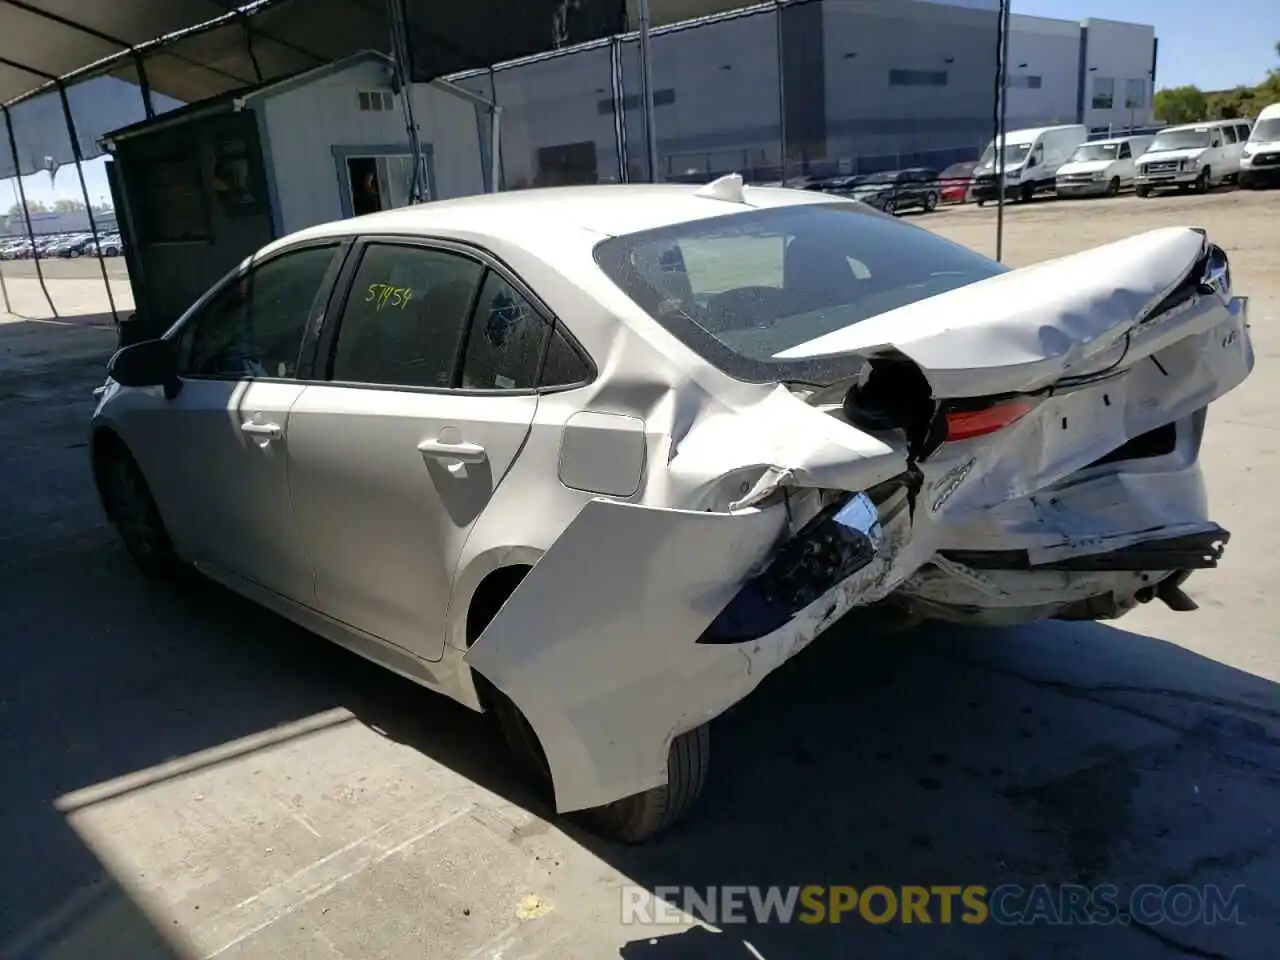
[
  {"xmin": 1013, "ymin": 0, "xmax": 1279, "ymax": 90},
  {"xmin": 3, "ymin": 1, "xmax": 1277, "ymax": 209}
]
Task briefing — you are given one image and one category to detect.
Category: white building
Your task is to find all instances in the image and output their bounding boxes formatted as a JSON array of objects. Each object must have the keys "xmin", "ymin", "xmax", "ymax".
[{"xmin": 446, "ymin": 0, "xmax": 1157, "ymax": 185}]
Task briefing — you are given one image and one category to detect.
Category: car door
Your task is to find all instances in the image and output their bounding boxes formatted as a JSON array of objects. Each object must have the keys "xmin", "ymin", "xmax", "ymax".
[
  {"xmin": 1117, "ymin": 141, "xmax": 1134, "ymax": 184},
  {"xmin": 1220, "ymin": 124, "xmax": 1241, "ymax": 175},
  {"xmin": 124, "ymin": 241, "xmax": 347, "ymax": 602},
  {"xmin": 284, "ymin": 239, "xmax": 588, "ymax": 662}
]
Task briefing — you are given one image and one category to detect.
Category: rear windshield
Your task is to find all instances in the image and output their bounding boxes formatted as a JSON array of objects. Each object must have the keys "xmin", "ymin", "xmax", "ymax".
[{"xmin": 592, "ymin": 202, "xmax": 1004, "ymax": 384}]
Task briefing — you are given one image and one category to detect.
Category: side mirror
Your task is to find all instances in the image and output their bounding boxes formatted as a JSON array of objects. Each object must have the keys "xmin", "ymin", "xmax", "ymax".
[{"xmin": 107, "ymin": 338, "xmax": 182, "ymax": 398}]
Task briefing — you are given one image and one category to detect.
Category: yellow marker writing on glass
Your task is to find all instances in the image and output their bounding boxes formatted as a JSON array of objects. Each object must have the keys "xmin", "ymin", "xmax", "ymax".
[{"xmin": 364, "ymin": 283, "xmax": 413, "ymax": 311}]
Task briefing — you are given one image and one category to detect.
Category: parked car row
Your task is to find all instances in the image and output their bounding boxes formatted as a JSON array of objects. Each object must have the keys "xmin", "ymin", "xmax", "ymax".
[
  {"xmin": 961, "ymin": 103, "xmax": 1280, "ymax": 207},
  {"xmin": 0, "ymin": 231, "xmax": 125, "ymax": 260},
  {"xmin": 801, "ymin": 163, "xmax": 979, "ymax": 215}
]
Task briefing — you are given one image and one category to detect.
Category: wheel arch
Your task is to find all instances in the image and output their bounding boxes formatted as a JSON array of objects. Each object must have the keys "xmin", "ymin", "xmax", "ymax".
[{"xmin": 89, "ymin": 424, "xmax": 130, "ymax": 519}]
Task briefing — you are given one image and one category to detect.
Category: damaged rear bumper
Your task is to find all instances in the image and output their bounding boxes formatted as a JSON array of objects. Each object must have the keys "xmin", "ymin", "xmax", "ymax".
[
  {"xmin": 464, "ymin": 488, "xmax": 913, "ymax": 814},
  {"xmin": 939, "ymin": 524, "xmax": 1229, "ymax": 572}
]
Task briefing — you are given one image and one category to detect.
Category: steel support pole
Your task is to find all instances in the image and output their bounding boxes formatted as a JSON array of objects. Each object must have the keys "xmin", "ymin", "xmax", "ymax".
[
  {"xmin": 135, "ymin": 51, "xmax": 156, "ymax": 119},
  {"xmin": 2, "ymin": 105, "xmax": 55, "ymax": 317},
  {"xmin": 637, "ymin": 0, "xmax": 659, "ymax": 182},
  {"xmin": 995, "ymin": 0, "xmax": 1011, "ymax": 263},
  {"xmin": 774, "ymin": 0, "xmax": 787, "ymax": 184},
  {"xmin": 57, "ymin": 82, "xmax": 119, "ymax": 325}
]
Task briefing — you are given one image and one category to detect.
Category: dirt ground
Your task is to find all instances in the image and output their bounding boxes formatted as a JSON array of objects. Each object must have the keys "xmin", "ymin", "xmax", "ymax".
[{"xmin": 2, "ymin": 188, "xmax": 1279, "ymax": 960}]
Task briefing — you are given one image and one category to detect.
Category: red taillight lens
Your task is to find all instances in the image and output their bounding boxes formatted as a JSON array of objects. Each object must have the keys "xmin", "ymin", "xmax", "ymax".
[{"xmin": 944, "ymin": 400, "xmax": 1039, "ymax": 442}]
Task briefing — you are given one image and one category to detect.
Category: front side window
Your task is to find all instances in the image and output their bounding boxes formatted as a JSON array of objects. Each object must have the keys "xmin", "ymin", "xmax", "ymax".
[
  {"xmin": 178, "ymin": 244, "xmax": 339, "ymax": 379},
  {"xmin": 593, "ymin": 202, "xmax": 1004, "ymax": 385},
  {"xmin": 1223, "ymin": 126, "xmax": 1238, "ymax": 144},
  {"xmin": 330, "ymin": 244, "xmax": 484, "ymax": 388}
]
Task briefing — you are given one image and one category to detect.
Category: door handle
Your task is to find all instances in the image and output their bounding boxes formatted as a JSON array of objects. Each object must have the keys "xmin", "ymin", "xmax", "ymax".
[
  {"xmin": 240, "ymin": 420, "xmax": 282, "ymax": 439},
  {"xmin": 417, "ymin": 438, "xmax": 487, "ymax": 464}
]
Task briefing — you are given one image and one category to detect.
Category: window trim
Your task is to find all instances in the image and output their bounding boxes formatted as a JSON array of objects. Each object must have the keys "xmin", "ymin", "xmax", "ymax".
[
  {"xmin": 312, "ymin": 234, "xmax": 598, "ymax": 397},
  {"xmin": 163, "ymin": 237, "xmax": 352, "ymax": 384}
]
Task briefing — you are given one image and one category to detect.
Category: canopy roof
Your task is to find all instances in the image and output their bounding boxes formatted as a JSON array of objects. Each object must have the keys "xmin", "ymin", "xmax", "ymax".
[{"xmin": 0, "ymin": 0, "xmax": 624, "ymax": 177}]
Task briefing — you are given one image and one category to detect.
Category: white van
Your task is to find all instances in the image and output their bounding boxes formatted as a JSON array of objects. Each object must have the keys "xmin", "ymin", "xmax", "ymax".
[
  {"xmin": 971, "ymin": 124, "xmax": 1089, "ymax": 205},
  {"xmin": 1240, "ymin": 102, "xmax": 1280, "ymax": 189},
  {"xmin": 1055, "ymin": 134, "xmax": 1155, "ymax": 198},
  {"xmin": 1135, "ymin": 118, "xmax": 1252, "ymax": 196}
]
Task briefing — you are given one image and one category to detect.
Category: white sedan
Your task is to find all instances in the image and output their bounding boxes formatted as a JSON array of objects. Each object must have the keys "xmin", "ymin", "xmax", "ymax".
[{"xmin": 90, "ymin": 176, "xmax": 1253, "ymax": 842}]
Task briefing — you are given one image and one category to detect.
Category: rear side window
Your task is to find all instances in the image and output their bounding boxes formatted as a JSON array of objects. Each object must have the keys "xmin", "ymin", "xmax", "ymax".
[
  {"xmin": 593, "ymin": 202, "xmax": 1003, "ymax": 384},
  {"xmin": 330, "ymin": 244, "xmax": 484, "ymax": 388}
]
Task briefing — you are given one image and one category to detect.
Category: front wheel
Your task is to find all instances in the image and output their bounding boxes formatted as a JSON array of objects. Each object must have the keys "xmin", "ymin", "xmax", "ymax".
[
  {"xmin": 922, "ymin": 191, "xmax": 938, "ymax": 213},
  {"xmin": 97, "ymin": 445, "xmax": 183, "ymax": 578},
  {"xmin": 1019, "ymin": 181, "xmax": 1035, "ymax": 203},
  {"xmin": 1195, "ymin": 167, "xmax": 1211, "ymax": 193},
  {"xmin": 1106, "ymin": 177, "xmax": 1120, "ymax": 197},
  {"xmin": 1135, "ymin": 184, "xmax": 1151, "ymax": 198},
  {"xmin": 492, "ymin": 689, "xmax": 710, "ymax": 844}
]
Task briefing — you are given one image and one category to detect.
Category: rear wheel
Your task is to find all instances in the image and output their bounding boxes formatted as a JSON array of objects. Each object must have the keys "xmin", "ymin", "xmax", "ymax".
[
  {"xmin": 922, "ymin": 191, "xmax": 938, "ymax": 213},
  {"xmin": 492, "ymin": 688, "xmax": 710, "ymax": 844},
  {"xmin": 470, "ymin": 569, "xmax": 711, "ymax": 844},
  {"xmin": 96, "ymin": 442, "xmax": 183, "ymax": 578}
]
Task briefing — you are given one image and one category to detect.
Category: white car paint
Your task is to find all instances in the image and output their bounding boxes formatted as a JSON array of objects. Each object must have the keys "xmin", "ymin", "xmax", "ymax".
[
  {"xmin": 91, "ymin": 179, "xmax": 1253, "ymax": 821},
  {"xmin": 1240, "ymin": 102, "xmax": 1280, "ymax": 188},
  {"xmin": 972, "ymin": 124, "xmax": 1089, "ymax": 203},
  {"xmin": 1055, "ymin": 135, "xmax": 1153, "ymax": 197},
  {"xmin": 1136, "ymin": 119, "xmax": 1251, "ymax": 193}
]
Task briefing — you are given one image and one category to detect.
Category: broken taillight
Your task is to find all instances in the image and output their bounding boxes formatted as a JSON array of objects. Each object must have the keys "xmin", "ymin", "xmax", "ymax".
[{"xmin": 943, "ymin": 399, "xmax": 1039, "ymax": 442}]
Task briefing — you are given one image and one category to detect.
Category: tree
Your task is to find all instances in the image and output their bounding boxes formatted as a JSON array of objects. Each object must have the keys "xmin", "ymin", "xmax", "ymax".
[
  {"xmin": 52, "ymin": 197, "xmax": 86, "ymax": 212},
  {"xmin": 1154, "ymin": 85, "xmax": 1208, "ymax": 125},
  {"xmin": 1209, "ymin": 86, "xmax": 1258, "ymax": 119},
  {"xmin": 5, "ymin": 199, "xmax": 49, "ymax": 216}
]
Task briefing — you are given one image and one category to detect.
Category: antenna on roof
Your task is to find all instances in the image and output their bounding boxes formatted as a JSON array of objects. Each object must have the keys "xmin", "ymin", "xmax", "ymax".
[{"xmin": 694, "ymin": 173, "xmax": 747, "ymax": 204}]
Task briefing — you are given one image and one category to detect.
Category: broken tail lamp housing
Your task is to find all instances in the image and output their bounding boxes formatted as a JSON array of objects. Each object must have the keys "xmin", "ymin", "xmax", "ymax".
[{"xmin": 698, "ymin": 493, "xmax": 882, "ymax": 644}]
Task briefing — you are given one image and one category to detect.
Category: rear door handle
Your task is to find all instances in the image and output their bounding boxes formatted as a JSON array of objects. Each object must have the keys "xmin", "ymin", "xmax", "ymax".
[
  {"xmin": 417, "ymin": 438, "xmax": 487, "ymax": 464},
  {"xmin": 240, "ymin": 421, "xmax": 282, "ymax": 439}
]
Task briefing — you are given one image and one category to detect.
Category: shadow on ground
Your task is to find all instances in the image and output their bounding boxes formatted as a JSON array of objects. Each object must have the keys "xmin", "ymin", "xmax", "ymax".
[{"xmin": 3, "ymin": 319, "xmax": 1278, "ymax": 959}]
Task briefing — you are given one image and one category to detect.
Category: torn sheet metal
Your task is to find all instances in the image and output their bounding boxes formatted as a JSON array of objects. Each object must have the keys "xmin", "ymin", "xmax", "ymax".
[
  {"xmin": 774, "ymin": 227, "xmax": 1209, "ymax": 397},
  {"xmin": 663, "ymin": 383, "xmax": 907, "ymax": 511},
  {"xmin": 464, "ymin": 494, "xmax": 913, "ymax": 814}
]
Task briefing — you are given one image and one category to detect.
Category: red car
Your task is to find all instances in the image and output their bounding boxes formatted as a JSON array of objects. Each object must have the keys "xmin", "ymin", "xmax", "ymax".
[{"xmin": 939, "ymin": 161, "xmax": 978, "ymax": 204}]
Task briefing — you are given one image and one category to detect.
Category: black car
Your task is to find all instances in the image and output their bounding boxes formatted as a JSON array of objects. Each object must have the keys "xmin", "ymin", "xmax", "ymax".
[{"xmin": 804, "ymin": 167, "xmax": 941, "ymax": 214}]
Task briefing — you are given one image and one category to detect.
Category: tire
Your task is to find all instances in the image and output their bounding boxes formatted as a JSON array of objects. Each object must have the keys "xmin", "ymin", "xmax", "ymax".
[
  {"xmin": 1135, "ymin": 184, "xmax": 1151, "ymax": 198},
  {"xmin": 1195, "ymin": 167, "xmax": 1211, "ymax": 193},
  {"xmin": 976, "ymin": 198, "xmax": 986, "ymax": 207},
  {"xmin": 492, "ymin": 689, "xmax": 710, "ymax": 844},
  {"xmin": 1106, "ymin": 177, "xmax": 1120, "ymax": 197},
  {"xmin": 97, "ymin": 442, "xmax": 183, "ymax": 578},
  {"xmin": 576, "ymin": 723, "xmax": 710, "ymax": 844},
  {"xmin": 922, "ymin": 191, "xmax": 938, "ymax": 213},
  {"xmin": 882, "ymin": 198, "xmax": 896, "ymax": 215},
  {"xmin": 1019, "ymin": 181, "xmax": 1035, "ymax": 203}
]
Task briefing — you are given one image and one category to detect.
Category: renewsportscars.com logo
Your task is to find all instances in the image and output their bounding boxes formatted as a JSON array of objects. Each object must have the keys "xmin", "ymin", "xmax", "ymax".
[{"xmin": 621, "ymin": 884, "xmax": 1246, "ymax": 927}]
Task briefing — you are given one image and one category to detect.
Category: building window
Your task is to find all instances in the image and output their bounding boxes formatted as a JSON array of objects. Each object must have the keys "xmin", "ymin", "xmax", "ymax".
[
  {"xmin": 597, "ymin": 89, "xmax": 676, "ymax": 115},
  {"xmin": 1007, "ymin": 74, "xmax": 1043, "ymax": 89},
  {"xmin": 889, "ymin": 69, "xmax": 948, "ymax": 87},
  {"xmin": 1125, "ymin": 78, "xmax": 1146, "ymax": 109},
  {"xmin": 357, "ymin": 90, "xmax": 396, "ymax": 112},
  {"xmin": 1091, "ymin": 76, "xmax": 1115, "ymax": 109}
]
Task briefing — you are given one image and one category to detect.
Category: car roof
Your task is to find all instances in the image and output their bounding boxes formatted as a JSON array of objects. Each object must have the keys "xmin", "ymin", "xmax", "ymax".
[{"xmin": 272, "ymin": 182, "xmax": 846, "ymax": 254}]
